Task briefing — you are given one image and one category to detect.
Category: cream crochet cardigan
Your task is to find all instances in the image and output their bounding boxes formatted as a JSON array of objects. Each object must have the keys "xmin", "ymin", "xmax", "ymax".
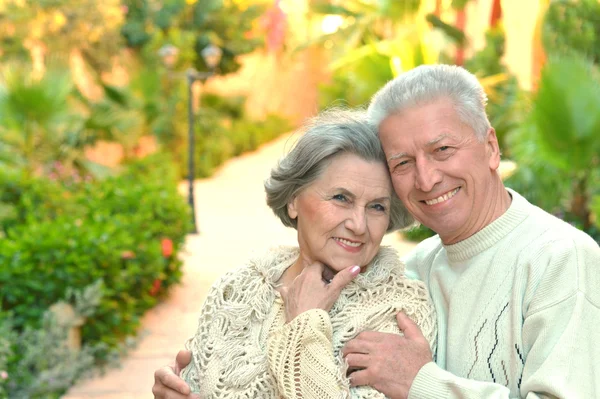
[{"xmin": 181, "ymin": 246, "xmax": 437, "ymax": 398}]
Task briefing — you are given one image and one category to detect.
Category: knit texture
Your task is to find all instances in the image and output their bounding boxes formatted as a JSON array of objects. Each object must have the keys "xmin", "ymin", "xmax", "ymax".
[
  {"xmin": 181, "ymin": 246, "xmax": 437, "ymax": 398},
  {"xmin": 405, "ymin": 188, "xmax": 600, "ymax": 398}
]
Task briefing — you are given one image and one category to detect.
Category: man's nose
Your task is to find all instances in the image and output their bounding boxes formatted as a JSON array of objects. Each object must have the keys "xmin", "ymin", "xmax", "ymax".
[{"xmin": 415, "ymin": 158, "xmax": 442, "ymax": 192}]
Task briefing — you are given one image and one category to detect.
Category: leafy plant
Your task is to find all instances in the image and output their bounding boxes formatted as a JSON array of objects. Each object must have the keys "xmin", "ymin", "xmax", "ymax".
[
  {"xmin": 0, "ymin": 153, "xmax": 190, "ymax": 353},
  {"xmin": 121, "ymin": 0, "xmax": 266, "ymax": 75},
  {"xmin": 464, "ymin": 25, "xmax": 523, "ymax": 153},
  {"xmin": 308, "ymin": 0, "xmax": 443, "ymax": 109},
  {"xmin": 0, "ymin": 0, "xmax": 125, "ymax": 73},
  {"xmin": 0, "ymin": 281, "xmax": 114, "ymax": 399},
  {"xmin": 0, "ymin": 62, "xmax": 143, "ymax": 177},
  {"xmin": 0, "ymin": 63, "xmax": 76, "ymax": 175},
  {"xmin": 507, "ymin": 55, "xmax": 600, "ymax": 239},
  {"xmin": 402, "ymin": 224, "xmax": 436, "ymax": 242},
  {"xmin": 542, "ymin": 0, "xmax": 600, "ymax": 64}
]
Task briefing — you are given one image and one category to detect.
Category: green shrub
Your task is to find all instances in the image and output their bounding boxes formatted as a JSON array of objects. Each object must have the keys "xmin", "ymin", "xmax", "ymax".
[
  {"xmin": 401, "ymin": 224, "xmax": 436, "ymax": 242},
  {"xmin": 0, "ymin": 153, "xmax": 190, "ymax": 354},
  {"xmin": 0, "ymin": 281, "xmax": 117, "ymax": 399}
]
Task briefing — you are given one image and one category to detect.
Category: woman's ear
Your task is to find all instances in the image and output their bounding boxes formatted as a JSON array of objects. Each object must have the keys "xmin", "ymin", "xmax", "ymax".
[{"xmin": 287, "ymin": 197, "xmax": 298, "ymax": 220}]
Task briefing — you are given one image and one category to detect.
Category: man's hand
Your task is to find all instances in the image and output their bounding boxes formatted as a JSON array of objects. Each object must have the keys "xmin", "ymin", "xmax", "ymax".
[
  {"xmin": 279, "ymin": 262, "xmax": 360, "ymax": 322},
  {"xmin": 341, "ymin": 312, "xmax": 433, "ymax": 399},
  {"xmin": 152, "ymin": 349, "xmax": 201, "ymax": 399}
]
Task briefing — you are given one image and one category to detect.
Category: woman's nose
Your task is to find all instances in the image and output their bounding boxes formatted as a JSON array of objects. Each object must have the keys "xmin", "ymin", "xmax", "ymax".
[{"xmin": 345, "ymin": 208, "xmax": 367, "ymax": 235}]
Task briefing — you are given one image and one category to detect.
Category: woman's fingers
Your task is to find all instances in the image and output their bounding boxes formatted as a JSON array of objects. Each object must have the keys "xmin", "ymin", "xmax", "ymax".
[{"xmin": 329, "ymin": 265, "xmax": 360, "ymax": 293}]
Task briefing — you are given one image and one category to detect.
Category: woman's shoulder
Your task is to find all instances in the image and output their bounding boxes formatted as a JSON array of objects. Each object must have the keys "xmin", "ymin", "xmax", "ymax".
[{"xmin": 210, "ymin": 246, "xmax": 298, "ymax": 293}]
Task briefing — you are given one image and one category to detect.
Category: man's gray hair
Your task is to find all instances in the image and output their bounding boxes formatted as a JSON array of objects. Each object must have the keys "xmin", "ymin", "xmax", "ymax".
[
  {"xmin": 265, "ymin": 108, "xmax": 414, "ymax": 232},
  {"xmin": 367, "ymin": 64, "xmax": 491, "ymax": 140}
]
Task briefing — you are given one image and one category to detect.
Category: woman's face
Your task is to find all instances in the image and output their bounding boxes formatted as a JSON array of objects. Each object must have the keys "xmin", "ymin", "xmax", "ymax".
[{"xmin": 288, "ymin": 153, "xmax": 392, "ymax": 273}]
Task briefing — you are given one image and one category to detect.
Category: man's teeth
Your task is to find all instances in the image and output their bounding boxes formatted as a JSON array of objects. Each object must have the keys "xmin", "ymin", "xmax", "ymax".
[
  {"xmin": 425, "ymin": 188, "xmax": 460, "ymax": 205},
  {"xmin": 335, "ymin": 238, "xmax": 361, "ymax": 247}
]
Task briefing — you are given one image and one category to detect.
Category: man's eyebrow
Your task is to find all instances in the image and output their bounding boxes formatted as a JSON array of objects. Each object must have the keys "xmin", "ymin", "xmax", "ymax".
[
  {"xmin": 426, "ymin": 134, "xmax": 455, "ymax": 147},
  {"xmin": 388, "ymin": 152, "xmax": 408, "ymax": 162}
]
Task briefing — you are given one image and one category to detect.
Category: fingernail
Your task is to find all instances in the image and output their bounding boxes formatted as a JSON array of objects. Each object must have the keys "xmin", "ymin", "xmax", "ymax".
[{"xmin": 350, "ymin": 265, "xmax": 360, "ymax": 275}]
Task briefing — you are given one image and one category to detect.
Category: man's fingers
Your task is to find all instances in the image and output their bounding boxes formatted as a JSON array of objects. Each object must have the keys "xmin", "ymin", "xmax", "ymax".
[
  {"xmin": 344, "ymin": 353, "xmax": 370, "ymax": 369},
  {"xmin": 329, "ymin": 265, "xmax": 360, "ymax": 292},
  {"xmin": 348, "ymin": 368, "xmax": 370, "ymax": 387},
  {"xmin": 175, "ymin": 349, "xmax": 192, "ymax": 374},
  {"xmin": 342, "ymin": 336, "xmax": 371, "ymax": 357},
  {"xmin": 396, "ymin": 312, "xmax": 423, "ymax": 340}
]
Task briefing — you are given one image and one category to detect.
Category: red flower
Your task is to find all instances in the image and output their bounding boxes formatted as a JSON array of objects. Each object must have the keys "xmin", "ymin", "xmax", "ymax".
[
  {"xmin": 149, "ymin": 278, "xmax": 162, "ymax": 296},
  {"xmin": 161, "ymin": 238, "xmax": 173, "ymax": 258}
]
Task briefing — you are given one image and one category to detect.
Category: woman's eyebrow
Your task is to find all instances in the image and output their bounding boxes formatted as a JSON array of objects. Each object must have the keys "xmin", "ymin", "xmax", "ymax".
[
  {"xmin": 333, "ymin": 187, "xmax": 355, "ymax": 197},
  {"xmin": 371, "ymin": 196, "xmax": 391, "ymax": 203}
]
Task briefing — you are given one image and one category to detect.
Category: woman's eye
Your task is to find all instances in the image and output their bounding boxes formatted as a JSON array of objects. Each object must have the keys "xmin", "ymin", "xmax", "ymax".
[
  {"xmin": 333, "ymin": 194, "xmax": 347, "ymax": 202},
  {"xmin": 371, "ymin": 204, "xmax": 386, "ymax": 212}
]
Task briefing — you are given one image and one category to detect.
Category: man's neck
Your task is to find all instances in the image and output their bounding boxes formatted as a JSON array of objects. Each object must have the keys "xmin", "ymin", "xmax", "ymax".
[{"xmin": 440, "ymin": 180, "xmax": 512, "ymax": 245}]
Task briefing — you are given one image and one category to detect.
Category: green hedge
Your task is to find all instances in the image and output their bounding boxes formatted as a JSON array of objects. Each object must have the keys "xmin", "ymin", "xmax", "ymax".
[{"xmin": 0, "ymin": 153, "xmax": 190, "ymax": 352}]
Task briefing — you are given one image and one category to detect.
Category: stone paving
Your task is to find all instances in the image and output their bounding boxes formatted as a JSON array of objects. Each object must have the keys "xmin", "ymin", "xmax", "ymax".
[{"xmin": 62, "ymin": 133, "xmax": 417, "ymax": 399}]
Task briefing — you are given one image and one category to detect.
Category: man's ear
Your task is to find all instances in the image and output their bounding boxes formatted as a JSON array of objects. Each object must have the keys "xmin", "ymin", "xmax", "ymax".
[
  {"xmin": 287, "ymin": 197, "xmax": 298, "ymax": 220},
  {"xmin": 486, "ymin": 128, "xmax": 501, "ymax": 171}
]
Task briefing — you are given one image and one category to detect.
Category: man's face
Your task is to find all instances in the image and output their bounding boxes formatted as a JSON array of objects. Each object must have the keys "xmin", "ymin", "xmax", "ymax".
[{"xmin": 378, "ymin": 98, "xmax": 501, "ymax": 244}]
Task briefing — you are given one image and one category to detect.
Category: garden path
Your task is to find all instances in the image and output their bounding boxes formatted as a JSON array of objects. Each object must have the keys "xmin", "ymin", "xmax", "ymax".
[{"xmin": 62, "ymin": 132, "xmax": 417, "ymax": 399}]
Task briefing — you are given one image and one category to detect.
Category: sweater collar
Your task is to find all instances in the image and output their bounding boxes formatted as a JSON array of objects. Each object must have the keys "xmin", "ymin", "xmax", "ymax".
[
  {"xmin": 256, "ymin": 245, "xmax": 404, "ymax": 290},
  {"xmin": 444, "ymin": 188, "xmax": 531, "ymax": 262}
]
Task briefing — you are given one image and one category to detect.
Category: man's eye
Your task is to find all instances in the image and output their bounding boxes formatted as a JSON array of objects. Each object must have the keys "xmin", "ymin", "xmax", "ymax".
[
  {"xmin": 437, "ymin": 146, "xmax": 450, "ymax": 152},
  {"xmin": 391, "ymin": 160, "xmax": 411, "ymax": 173},
  {"xmin": 333, "ymin": 194, "xmax": 347, "ymax": 202}
]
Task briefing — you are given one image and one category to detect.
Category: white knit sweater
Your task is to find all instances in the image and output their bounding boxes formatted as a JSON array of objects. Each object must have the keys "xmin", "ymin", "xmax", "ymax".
[
  {"xmin": 405, "ymin": 188, "xmax": 600, "ymax": 398},
  {"xmin": 181, "ymin": 245, "xmax": 437, "ymax": 398}
]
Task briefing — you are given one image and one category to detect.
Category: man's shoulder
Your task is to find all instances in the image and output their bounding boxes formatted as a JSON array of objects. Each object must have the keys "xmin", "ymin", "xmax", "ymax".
[
  {"xmin": 402, "ymin": 234, "xmax": 443, "ymax": 277},
  {"xmin": 518, "ymin": 201, "xmax": 598, "ymax": 253}
]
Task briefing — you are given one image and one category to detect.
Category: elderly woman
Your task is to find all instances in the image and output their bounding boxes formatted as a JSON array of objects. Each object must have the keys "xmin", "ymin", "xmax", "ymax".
[{"xmin": 170, "ymin": 109, "xmax": 436, "ymax": 398}]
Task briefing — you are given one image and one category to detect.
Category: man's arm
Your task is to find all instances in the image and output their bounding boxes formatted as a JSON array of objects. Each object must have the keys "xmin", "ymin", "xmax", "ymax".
[
  {"xmin": 407, "ymin": 291, "xmax": 600, "ymax": 399},
  {"xmin": 344, "ymin": 237, "xmax": 600, "ymax": 399}
]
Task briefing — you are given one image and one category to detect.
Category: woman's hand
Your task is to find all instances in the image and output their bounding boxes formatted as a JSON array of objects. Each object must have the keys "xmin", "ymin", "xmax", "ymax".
[
  {"xmin": 279, "ymin": 262, "xmax": 360, "ymax": 322},
  {"xmin": 152, "ymin": 350, "xmax": 201, "ymax": 399}
]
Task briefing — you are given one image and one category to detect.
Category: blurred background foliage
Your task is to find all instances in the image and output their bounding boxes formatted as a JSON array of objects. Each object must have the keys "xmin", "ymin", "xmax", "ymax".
[
  {"xmin": 1, "ymin": 0, "xmax": 600, "ymax": 396},
  {"xmin": 0, "ymin": 0, "xmax": 291, "ymax": 396},
  {"xmin": 505, "ymin": 0, "xmax": 600, "ymax": 241}
]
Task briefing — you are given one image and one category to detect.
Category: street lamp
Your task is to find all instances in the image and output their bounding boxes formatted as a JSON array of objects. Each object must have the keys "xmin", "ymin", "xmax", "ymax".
[{"xmin": 159, "ymin": 43, "xmax": 222, "ymax": 234}]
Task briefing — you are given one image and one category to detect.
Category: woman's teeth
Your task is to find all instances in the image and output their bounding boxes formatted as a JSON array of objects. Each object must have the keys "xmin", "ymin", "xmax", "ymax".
[{"xmin": 335, "ymin": 238, "xmax": 361, "ymax": 247}]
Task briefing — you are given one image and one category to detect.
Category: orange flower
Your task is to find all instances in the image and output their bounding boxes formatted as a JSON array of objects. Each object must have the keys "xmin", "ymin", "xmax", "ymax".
[
  {"xmin": 149, "ymin": 278, "xmax": 162, "ymax": 296},
  {"xmin": 161, "ymin": 238, "xmax": 173, "ymax": 258}
]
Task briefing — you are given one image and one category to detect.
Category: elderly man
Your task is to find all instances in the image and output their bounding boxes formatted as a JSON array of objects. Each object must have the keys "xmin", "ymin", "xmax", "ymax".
[{"xmin": 153, "ymin": 65, "xmax": 600, "ymax": 398}]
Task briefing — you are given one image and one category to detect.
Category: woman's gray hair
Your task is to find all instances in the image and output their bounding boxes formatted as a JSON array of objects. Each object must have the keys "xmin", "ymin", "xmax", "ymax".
[
  {"xmin": 367, "ymin": 64, "xmax": 491, "ymax": 141},
  {"xmin": 264, "ymin": 108, "xmax": 414, "ymax": 233}
]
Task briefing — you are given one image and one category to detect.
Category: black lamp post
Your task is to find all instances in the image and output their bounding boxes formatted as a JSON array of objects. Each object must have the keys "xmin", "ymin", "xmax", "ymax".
[{"xmin": 159, "ymin": 43, "xmax": 223, "ymax": 234}]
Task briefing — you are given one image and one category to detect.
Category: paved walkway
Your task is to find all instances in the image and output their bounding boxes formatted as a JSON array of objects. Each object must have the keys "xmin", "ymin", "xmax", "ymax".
[{"xmin": 62, "ymin": 133, "xmax": 417, "ymax": 399}]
